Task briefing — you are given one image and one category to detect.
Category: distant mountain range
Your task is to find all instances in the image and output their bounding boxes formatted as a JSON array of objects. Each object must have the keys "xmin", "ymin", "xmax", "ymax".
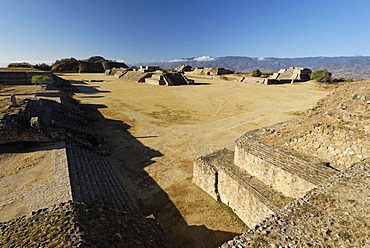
[{"xmin": 135, "ymin": 56, "xmax": 370, "ymax": 80}]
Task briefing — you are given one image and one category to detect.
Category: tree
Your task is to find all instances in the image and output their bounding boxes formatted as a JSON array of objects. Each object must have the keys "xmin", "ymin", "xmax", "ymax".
[
  {"xmin": 31, "ymin": 75, "xmax": 52, "ymax": 85},
  {"xmin": 7, "ymin": 62, "xmax": 33, "ymax": 68},
  {"xmin": 34, "ymin": 63, "xmax": 51, "ymax": 71},
  {"xmin": 310, "ymin": 70, "xmax": 332, "ymax": 83},
  {"xmin": 252, "ymin": 69, "xmax": 262, "ymax": 77}
]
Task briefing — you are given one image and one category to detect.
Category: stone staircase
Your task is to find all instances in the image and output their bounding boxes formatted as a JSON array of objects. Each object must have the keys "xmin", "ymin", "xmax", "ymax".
[
  {"xmin": 66, "ymin": 142, "xmax": 137, "ymax": 212},
  {"xmin": 235, "ymin": 134, "xmax": 337, "ymax": 198},
  {"xmin": 193, "ymin": 130, "xmax": 339, "ymax": 227}
]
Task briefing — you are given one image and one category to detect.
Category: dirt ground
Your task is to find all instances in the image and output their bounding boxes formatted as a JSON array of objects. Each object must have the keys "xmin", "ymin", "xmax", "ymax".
[{"xmin": 58, "ymin": 73, "xmax": 333, "ymax": 247}]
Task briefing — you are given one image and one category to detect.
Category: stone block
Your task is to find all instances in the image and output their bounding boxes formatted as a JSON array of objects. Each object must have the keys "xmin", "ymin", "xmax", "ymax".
[
  {"xmin": 234, "ymin": 134, "xmax": 337, "ymax": 198},
  {"xmin": 193, "ymin": 155, "xmax": 219, "ymax": 200},
  {"xmin": 193, "ymin": 149, "xmax": 291, "ymax": 227}
]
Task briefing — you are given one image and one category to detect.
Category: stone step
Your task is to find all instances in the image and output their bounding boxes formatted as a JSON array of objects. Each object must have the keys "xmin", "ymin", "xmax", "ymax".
[
  {"xmin": 65, "ymin": 142, "xmax": 137, "ymax": 212},
  {"xmin": 193, "ymin": 149, "xmax": 292, "ymax": 227},
  {"xmin": 234, "ymin": 134, "xmax": 338, "ymax": 198}
]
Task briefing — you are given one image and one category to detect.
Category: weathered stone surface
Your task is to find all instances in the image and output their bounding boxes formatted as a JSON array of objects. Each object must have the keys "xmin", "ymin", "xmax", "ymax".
[
  {"xmin": 269, "ymin": 67, "xmax": 311, "ymax": 83},
  {"xmin": 194, "ymin": 149, "xmax": 291, "ymax": 227},
  {"xmin": 0, "ymin": 201, "xmax": 170, "ymax": 248},
  {"xmin": 234, "ymin": 135, "xmax": 337, "ymax": 198},
  {"xmin": 145, "ymin": 72, "xmax": 194, "ymax": 86},
  {"xmin": 258, "ymin": 81, "xmax": 370, "ymax": 170},
  {"xmin": 221, "ymin": 159, "xmax": 370, "ymax": 247},
  {"xmin": 190, "ymin": 67, "xmax": 233, "ymax": 76}
]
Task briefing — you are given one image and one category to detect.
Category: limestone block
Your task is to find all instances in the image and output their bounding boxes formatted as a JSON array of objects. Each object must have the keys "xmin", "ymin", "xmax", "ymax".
[
  {"xmin": 218, "ymin": 166, "xmax": 276, "ymax": 227},
  {"xmin": 193, "ymin": 157, "xmax": 218, "ymax": 200},
  {"xmin": 234, "ymin": 136, "xmax": 337, "ymax": 199},
  {"xmin": 234, "ymin": 146, "xmax": 316, "ymax": 198}
]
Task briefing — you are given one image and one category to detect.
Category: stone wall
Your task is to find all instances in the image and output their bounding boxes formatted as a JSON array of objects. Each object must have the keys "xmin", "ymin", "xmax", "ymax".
[
  {"xmin": 288, "ymin": 121, "xmax": 369, "ymax": 169},
  {"xmin": 269, "ymin": 67, "xmax": 311, "ymax": 82},
  {"xmin": 193, "ymin": 121, "xmax": 338, "ymax": 227},
  {"xmin": 193, "ymin": 149, "xmax": 292, "ymax": 227},
  {"xmin": 257, "ymin": 81, "xmax": 370, "ymax": 170},
  {"xmin": 145, "ymin": 73, "xmax": 166, "ymax": 85},
  {"xmin": 0, "ymin": 71, "xmax": 53, "ymax": 85},
  {"xmin": 193, "ymin": 154, "xmax": 219, "ymax": 200},
  {"xmin": 222, "ymin": 159, "xmax": 370, "ymax": 247},
  {"xmin": 191, "ymin": 67, "xmax": 233, "ymax": 76},
  {"xmin": 234, "ymin": 135, "xmax": 337, "ymax": 198}
]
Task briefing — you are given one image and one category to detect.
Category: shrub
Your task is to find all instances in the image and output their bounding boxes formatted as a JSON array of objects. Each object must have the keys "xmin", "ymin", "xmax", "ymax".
[
  {"xmin": 252, "ymin": 69, "xmax": 262, "ymax": 77},
  {"xmin": 34, "ymin": 63, "xmax": 51, "ymax": 71},
  {"xmin": 7, "ymin": 62, "xmax": 33, "ymax": 68},
  {"xmin": 31, "ymin": 75, "xmax": 52, "ymax": 85},
  {"xmin": 310, "ymin": 70, "xmax": 332, "ymax": 82}
]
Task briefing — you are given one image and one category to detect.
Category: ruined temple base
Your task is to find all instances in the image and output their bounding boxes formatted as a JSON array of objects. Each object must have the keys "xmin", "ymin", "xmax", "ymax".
[
  {"xmin": 193, "ymin": 149, "xmax": 291, "ymax": 227},
  {"xmin": 194, "ymin": 128, "xmax": 338, "ymax": 228}
]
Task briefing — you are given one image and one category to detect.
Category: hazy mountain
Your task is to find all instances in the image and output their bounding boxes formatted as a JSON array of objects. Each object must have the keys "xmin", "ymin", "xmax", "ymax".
[{"xmin": 135, "ymin": 56, "xmax": 370, "ymax": 80}]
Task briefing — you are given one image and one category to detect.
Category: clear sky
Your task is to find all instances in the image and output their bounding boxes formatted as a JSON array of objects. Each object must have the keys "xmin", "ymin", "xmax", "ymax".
[{"xmin": 1, "ymin": 0, "xmax": 370, "ymax": 66}]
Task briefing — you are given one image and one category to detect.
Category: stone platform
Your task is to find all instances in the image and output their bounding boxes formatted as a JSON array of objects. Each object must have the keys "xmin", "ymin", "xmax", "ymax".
[
  {"xmin": 194, "ymin": 149, "xmax": 292, "ymax": 227},
  {"xmin": 235, "ymin": 134, "xmax": 337, "ymax": 198},
  {"xmin": 193, "ymin": 130, "xmax": 338, "ymax": 228}
]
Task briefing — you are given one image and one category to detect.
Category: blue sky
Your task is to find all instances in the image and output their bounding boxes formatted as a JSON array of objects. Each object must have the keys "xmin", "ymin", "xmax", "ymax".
[{"xmin": 1, "ymin": 0, "xmax": 370, "ymax": 66}]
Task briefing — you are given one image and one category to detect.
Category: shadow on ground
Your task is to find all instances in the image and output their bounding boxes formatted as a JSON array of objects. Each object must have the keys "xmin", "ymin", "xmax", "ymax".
[
  {"xmin": 74, "ymin": 84, "xmax": 111, "ymax": 94},
  {"xmin": 193, "ymin": 82, "xmax": 211, "ymax": 86},
  {"xmin": 76, "ymin": 84, "xmax": 239, "ymax": 247},
  {"xmin": 69, "ymin": 80, "xmax": 87, "ymax": 85},
  {"xmin": 0, "ymin": 142, "xmax": 64, "ymax": 153}
]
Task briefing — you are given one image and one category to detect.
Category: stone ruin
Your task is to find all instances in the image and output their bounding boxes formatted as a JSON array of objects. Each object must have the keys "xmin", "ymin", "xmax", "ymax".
[
  {"xmin": 241, "ymin": 67, "xmax": 312, "ymax": 85},
  {"xmin": 174, "ymin": 64, "xmax": 192, "ymax": 72},
  {"xmin": 0, "ymin": 97, "xmax": 100, "ymax": 150},
  {"xmin": 223, "ymin": 158, "xmax": 370, "ymax": 247},
  {"xmin": 194, "ymin": 81, "xmax": 370, "ymax": 245},
  {"xmin": 104, "ymin": 66, "xmax": 194, "ymax": 86},
  {"xmin": 0, "ymin": 71, "xmax": 71, "ymax": 88},
  {"xmin": 0, "ymin": 75, "xmax": 170, "ymax": 247},
  {"xmin": 193, "ymin": 131, "xmax": 337, "ymax": 227},
  {"xmin": 145, "ymin": 72, "xmax": 194, "ymax": 86},
  {"xmin": 136, "ymin": 65, "xmax": 161, "ymax": 73},
  {"xmin": 190, "ymin": 67, "xmax": 233, "ymax": 76},
  {"xmin": 268, "ymin": 67, "xmax": 312, "ymax": 84}
]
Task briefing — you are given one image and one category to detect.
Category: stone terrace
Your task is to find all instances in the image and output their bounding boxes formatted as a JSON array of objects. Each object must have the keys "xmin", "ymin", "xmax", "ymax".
[
  {"xmin": 194, "ymin": 149, "xmax": 292, "ymax": 227},
  {"xmin": 222, "ymin": 159, "xmax": 370, "ymax": 247},
  {"xmin": 193, "ymin": 134, "xmax": 338, "ymax": 227},
  {"xmin": 235, "ymin": 134, "xmax": 337, "ymax": 198},
  {"xmin": 258, "ymin": 81, "xmax": 370, "ymax": 169}
]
